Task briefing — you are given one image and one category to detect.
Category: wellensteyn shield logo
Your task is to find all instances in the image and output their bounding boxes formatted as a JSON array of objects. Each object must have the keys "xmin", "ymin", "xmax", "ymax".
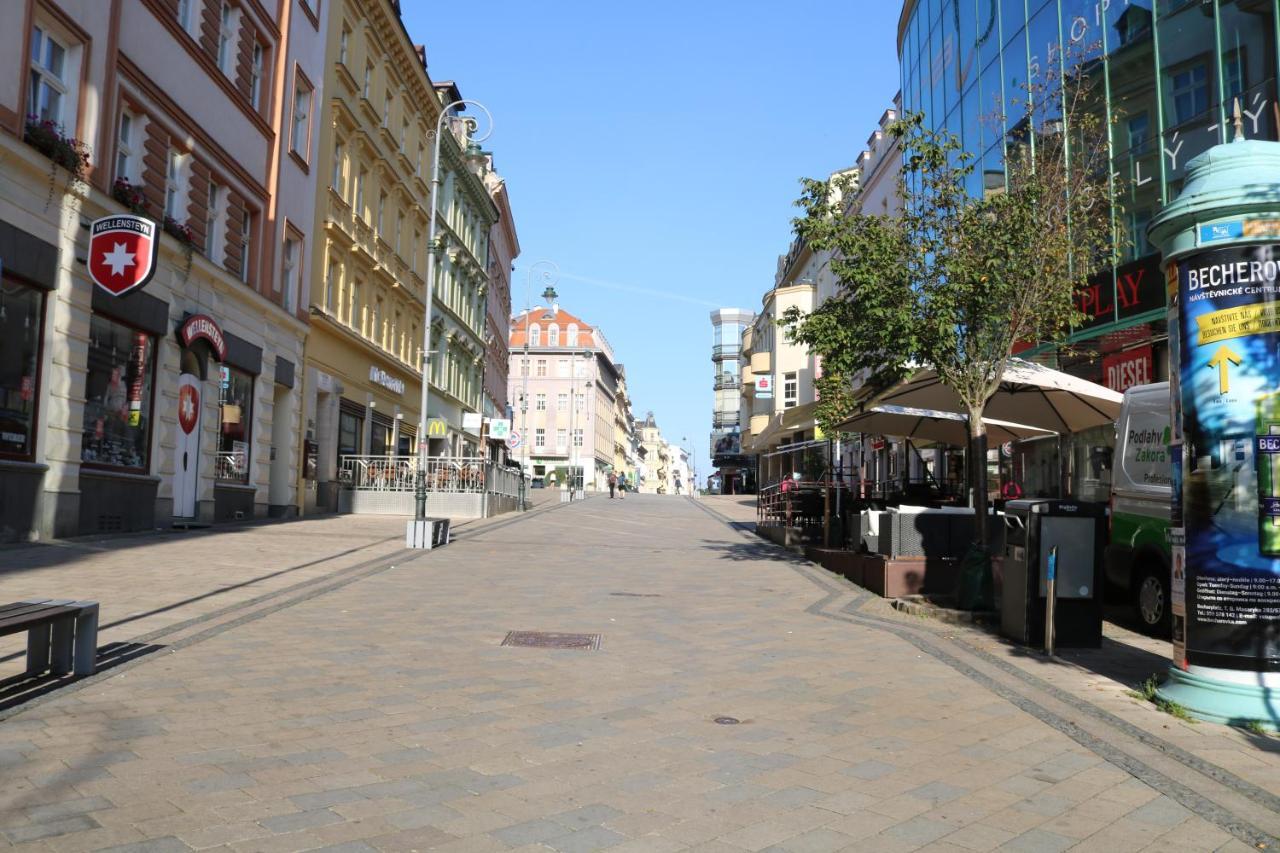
[{"xmin": 87, "ymin": 214, "xmax": 160, "ymax": 296}]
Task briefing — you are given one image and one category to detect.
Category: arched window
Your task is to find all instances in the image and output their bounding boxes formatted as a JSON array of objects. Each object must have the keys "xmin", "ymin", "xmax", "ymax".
[
  {"xmin": 548, "ymin": 324, "xmax": 560, "ymax": 346},
  {"xmin": 529, "ymin": 324, "xmax": 540, "ymax": 346},
  {"xmin": 567, "ymin": 324, "xmax": 579, "ymax": 346}
]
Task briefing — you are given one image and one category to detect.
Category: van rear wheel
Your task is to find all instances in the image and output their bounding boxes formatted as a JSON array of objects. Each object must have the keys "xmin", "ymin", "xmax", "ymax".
[{"xmin": 1134, "ymin": 561, "xmax": 1171, "ymax": 636}]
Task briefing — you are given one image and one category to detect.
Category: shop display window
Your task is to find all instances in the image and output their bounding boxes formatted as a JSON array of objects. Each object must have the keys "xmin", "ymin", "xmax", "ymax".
[
  {"xmin": 81, "ymin": 315, "xmax": 154, "ymax": 470},
  {"xmin": 0, "ymin": 280, "xmax": 44, "ymax": 459},
  {"xmin": 217, "ymin": 365, "xmax": 254, "ymax": 482}
]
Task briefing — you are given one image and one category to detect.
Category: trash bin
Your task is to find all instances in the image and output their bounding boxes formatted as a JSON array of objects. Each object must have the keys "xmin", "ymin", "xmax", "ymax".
[{"xmin": 1000, "ymin": 499, "xmax": 1106, "ymax": 648}]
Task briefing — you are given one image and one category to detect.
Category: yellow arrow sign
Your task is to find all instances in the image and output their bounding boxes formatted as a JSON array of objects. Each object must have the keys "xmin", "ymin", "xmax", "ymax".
[{"xmin": 1207, "ymin": 344, "xmax": 1242, "ymax": 394}]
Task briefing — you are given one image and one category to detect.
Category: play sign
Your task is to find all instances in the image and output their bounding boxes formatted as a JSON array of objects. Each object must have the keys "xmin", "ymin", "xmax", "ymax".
[{"xmin": 88, "ymin": 214, "xmax": 160, "ymax": 296}]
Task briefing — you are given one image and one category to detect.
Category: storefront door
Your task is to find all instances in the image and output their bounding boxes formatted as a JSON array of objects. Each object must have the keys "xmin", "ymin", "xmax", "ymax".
[{"xmin": 174, "ymin": 371, "xmax": 201, "ymax": 517}]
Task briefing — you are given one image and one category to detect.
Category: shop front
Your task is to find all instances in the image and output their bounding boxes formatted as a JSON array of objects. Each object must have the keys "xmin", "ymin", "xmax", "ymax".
[{"xmin": 301, "ymin": 321, "xmax": 421, "ymax": 514}]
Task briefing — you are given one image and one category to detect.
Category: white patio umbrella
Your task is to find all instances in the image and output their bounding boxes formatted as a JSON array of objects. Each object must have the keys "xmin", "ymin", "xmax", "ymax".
[
  {"xmin": 836, "ymin": 405, "xmax": 1055, "ymax": 446},
  {"xmin": 867, "ymin": 358, "xmax": 1123, "ymax": 433}
]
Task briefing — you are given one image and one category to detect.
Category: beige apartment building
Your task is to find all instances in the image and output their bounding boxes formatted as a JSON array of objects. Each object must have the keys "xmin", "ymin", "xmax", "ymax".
[{"xmin": 0, "ymin": 0, "xmax": 323, "ymax": 539}]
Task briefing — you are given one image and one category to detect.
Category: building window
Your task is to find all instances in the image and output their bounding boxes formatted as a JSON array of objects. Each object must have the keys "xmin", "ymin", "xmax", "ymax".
[
  {"xmin": 573, "ymin": 428, "xmax": 584, "ymax": 448},
  {"xmin": 28, "ymin": 26, "xmax": 68, "ymax": 125},
  {"xmin": 382, "ymin": 89, "xmax": 391, "ymax": 127},
  {"xmin": 536, "ymin": 358, "xmax": 547, "ymax": 377},
  {"xmin": 164, "ymin": 149, "xmax": 185, "ymax": 220},
  {"xmin": 216, "ymin": 365, "xmax": 254, "ymax": 483},
  {"xmin": 339, "ymin": 23, "xmax": 350, "ymax": 65},
  {"xmin": 400, "ymin": 117, "xmax": 408, "ymax": 152},
  {"xmin": 0, "ymin": 280, "xmax": 44, "ymax": 460},
  {"xmin": 355, "ymin": 169, "xmax": 366, "ymax": 219},
  {"xmin": 567, "ymin": 324, "xmax": 578, "ymax": 346},
  {"xmin": 556, "ymin": 428, "xmax": 568, "ymax": 450},
  {"xmin": 557, "ymin": 393, "xmax": 568, "ymax": 413},
  {"xmin": 81, "ymin": 315, "xmax": 154, "ymax": 471},
  {"xmin": 290, "ymin": 75, "xmax": 312, "ymax": 157},
  {"xmin": 536, "ymin": 393, "xmax": 546, "ymax": 411},
  {"xmin": 416, "ymin": 144, "xmax": 423, "ymax": 177},
  {"xmin": 332, "ymin": 142, "xmax": 344, "ymax": 194},
  {"xmin": 548, "ymin": 324, "xmax": 559, "ymax": 346},
  {"xmin": 325, "ymin": 258, "xmax": 338, "ymax": 312},
  {"xmin": 520, "ymin": 358, "xmax": 529, "ymax": 377},
  {"xmin": 205, "ymin": 183, "xmax": 222, "ymax": 258},
  {"xmin": 377, "ymin": 191, "xmax": 386, "ymax": 234},
  {"xmin": 249, "ymin": 43, "xmax": 264, "ymax": 110},
  {"xmin": 1127, "ymin": 113, "xmax": 1149, "ymax": 156},
  {"xmin": 349, "ymin": 280, "xmax": 361, "ymax": 328},
  {"xmin": 1171, "ymin": 62, "xmax": 1209, "ymax": 126},
  {"xmin": 177, "ymin": 0, "xmax": 196, "ymax": 32},
  {"xmin": 534, "ymin": 428, "xmax": 546, "ymax": 448},
  {"xmin": 411, "ymin": 230, "xmax": 420, "ymax": 272},
  {"xmin": 557, "ymin": 358, "xmax": 569, "ymax": 377},
  {"xmin": 338, "ymin": 407, "xmax": 362, "ymax": 457},
  {"xmin": 282, "ymin": 235, "xmax": 300, "ymax": 312},
  {"xmin": 783, "ymin": 371, "xmax": 798, "ymax": 408},
  {"xmin": 115, "ymin": 111, "xmax": 138, "ymax": 182},
  {"xmin": 529, "ymin": 324, "xmax": 540, "ymax": 345},
  {"xmin": 239, "ymin": 208, "xmax": 253, "ymax": 284},
  {"xmin": 363, "ymin": 61, "xmax": 372, "ymax": 99},
  {"xmin": 216, "ymin": 2, "xmax": 235, "ymax": 75}
]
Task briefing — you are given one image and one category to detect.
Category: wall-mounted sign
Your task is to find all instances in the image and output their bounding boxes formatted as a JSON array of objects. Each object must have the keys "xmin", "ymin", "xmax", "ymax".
[
  {"xmin": 488, "ymin": 418, "xmax": 511, "ymax": 440},
  {"xmin": 1075, "ymin": 254, "xmax": 1165, "ymax": 333},
  {"xmin": 463, "ymin": 412, "xmax": 483, "ymax": 432},
  {"xmin": 426, "ymin": 417, "xmax": 449, "ymax": 437},
  {"xmin": 1198, "ymin": 219, "xmax": 1280, "ymax": 245},
  {"xmin": 755, "ymin": 376, "xmax": 774, "ymax": 398},
  {"xmin": 88, "ymin": 214, "xmax": 160, "ymax": 296},
  {"xmin": 178, "ymin": 313, "xmax": 227, "ymax": 361},
  {"xmin": 368, "ymin": 365, "xmax": 405, "ymax": 395},
  {"xmin": 1102, "ymin": 345, "xmax": 1154, "ymax": 393},
  {"xmin": 507, "ymin": 429, "xmax": 522, "ymax": 449}
]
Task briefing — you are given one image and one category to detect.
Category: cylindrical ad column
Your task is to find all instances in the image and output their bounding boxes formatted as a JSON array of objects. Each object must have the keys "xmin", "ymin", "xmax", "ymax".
[{"xmin": 1150, "ymin": 131, "xmax": 1280, "ymax": 729}]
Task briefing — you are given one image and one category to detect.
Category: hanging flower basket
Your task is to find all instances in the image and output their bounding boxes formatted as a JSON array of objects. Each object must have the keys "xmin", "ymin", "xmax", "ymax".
[
  {"xmin": 163, "ymin": 216, "xmax": 195, "ymax": 249},
  {"xmin": 23, "ymin": 115, "xmax": 90, "ymax": 180}
]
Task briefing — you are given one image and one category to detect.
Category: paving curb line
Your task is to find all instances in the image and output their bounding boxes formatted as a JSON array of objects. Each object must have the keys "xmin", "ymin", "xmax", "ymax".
[{"xmin": 689, "ymin": 498, "xmax": 1280, "ymax": 850}]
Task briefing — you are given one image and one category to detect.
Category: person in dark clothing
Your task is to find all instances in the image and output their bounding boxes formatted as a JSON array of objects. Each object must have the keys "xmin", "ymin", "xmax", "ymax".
[{"xmin": 607, "ymin": 471, "xmax": 618, "ymax": 498}]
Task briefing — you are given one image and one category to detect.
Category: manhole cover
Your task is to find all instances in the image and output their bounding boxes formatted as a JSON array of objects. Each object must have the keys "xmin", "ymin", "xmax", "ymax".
[
  {"xmin": 714, "ymin": 716, "xmax": 741, "ymax": 725},
  {"xmin": 502, "ymin": 631, "xmax": 601, "ymax": 650}
]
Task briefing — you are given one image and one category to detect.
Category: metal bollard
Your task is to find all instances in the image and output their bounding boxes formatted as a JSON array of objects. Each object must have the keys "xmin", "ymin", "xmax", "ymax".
[{"xmin": 1045, "ymin": 545, "xmax": 1058, "ymax": 657}]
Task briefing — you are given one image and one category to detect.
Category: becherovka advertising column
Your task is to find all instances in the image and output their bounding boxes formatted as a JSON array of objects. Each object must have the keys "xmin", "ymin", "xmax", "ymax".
[{"xmin": 1148, "ymin": 117, "xmax": 1280, "ymax": 729}]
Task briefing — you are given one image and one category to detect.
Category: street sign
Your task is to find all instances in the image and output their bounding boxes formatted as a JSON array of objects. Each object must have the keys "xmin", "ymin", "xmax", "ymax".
[
  {"xmin": 507, "ymin": 430, "xmax": 522, "ymax": 449},
  {"xmin": 488, "ymin": 418, "xmax": 511, "ymax": 440}
]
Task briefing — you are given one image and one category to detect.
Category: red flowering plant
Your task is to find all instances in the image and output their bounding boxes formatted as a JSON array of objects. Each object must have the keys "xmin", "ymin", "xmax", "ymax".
[
  {"xmin": 162, "ymin": 215, "xmax": 195, "ymax": 248},
  {"xmin": 111, "ymin": 178, "xmax": 147, "ymax": 214},
  {"xmin": 23, "ymin": 115, "xmax": 90, "ymax": 180}
]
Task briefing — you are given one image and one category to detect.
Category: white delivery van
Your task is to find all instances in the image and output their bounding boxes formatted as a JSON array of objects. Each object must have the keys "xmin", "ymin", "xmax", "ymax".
[{"xmin": 1104, "ymin": 382, "xmax": 1173, "ymax": 635}]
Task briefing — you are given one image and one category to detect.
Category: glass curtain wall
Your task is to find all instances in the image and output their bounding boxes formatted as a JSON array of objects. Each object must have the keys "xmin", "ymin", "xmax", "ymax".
[{"xmin": 900, "ymin": 0, "xmax": 1279, "ymax": 336}]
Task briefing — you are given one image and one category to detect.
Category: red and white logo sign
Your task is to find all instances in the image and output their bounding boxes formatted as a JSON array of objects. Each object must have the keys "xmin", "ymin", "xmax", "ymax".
[
  {"xmin": 1103, "ymin": 345, "xmax": 1153, "ymax": 393},
  {"xmin": 178, "ymin": 382, "xmax": 200, "ymax": 435},
  {"xmin": 87, "ymin": 215, "xmax": 160, "ymax": 296}
]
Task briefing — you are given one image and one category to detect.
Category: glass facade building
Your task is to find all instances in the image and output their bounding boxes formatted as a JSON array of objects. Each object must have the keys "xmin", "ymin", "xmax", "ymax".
[
  {"xmin": 899, "ymin": 0, "xmax": 1278, "ymax": 365},
  {"xmin": 900, "ymin": 0, "xmax": 1280, "ymax": 497}
]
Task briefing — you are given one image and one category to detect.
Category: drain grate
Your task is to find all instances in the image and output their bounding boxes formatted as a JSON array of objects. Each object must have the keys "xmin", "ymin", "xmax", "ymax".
[
  {"xmin": 502, "ymin": 631, "xmax": 601, "ymax": 650},
  {"xmin": 609, "ymin": 592, "xmax": 662, "ymax": 598}
]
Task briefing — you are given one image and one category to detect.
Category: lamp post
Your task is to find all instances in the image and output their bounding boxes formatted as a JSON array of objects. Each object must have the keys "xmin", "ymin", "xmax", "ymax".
[
  {"xmin": 682, "ymin": 436, "xmax": 697, "ymax": 495},
  {"xmin": 521, "ymin": 268, "xmax": 558, "ymax": 491},
  {"xmin": 413, "ymin": 99, "xmax": 492, "ymax": 530}
]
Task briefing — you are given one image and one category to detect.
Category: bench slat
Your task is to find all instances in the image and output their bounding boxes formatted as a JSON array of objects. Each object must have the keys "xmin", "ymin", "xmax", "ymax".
[
  {"xmin": 0, "ymin": 605, "xmax": 80, "ymax": 635},
  {"xmin": 0, "ymin": 600, "xmax": 52, "ymax": 616}
]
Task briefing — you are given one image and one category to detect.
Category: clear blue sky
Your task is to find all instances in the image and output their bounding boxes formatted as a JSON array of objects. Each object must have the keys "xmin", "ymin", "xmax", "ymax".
[{"xmin": 401, "ymin": 1, "xmax": 903, "ymax": 478}]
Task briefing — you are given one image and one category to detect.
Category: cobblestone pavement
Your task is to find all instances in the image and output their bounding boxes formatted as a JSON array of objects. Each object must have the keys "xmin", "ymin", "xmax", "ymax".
[{"xmin": 0, "ymin": 494, "xmax": 1277, "ymax": 852}]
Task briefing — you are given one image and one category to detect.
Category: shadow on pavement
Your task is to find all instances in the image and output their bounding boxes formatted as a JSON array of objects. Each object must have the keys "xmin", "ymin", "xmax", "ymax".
[{"xmin": 0, "ymin": 640, "xmax": 166, "ymax": 714}]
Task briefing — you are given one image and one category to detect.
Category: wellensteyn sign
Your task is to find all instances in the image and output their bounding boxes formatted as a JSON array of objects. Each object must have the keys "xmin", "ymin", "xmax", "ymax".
[{"xmin": 369, "ymin": 366, "xmax": 405, "ymax": 395}]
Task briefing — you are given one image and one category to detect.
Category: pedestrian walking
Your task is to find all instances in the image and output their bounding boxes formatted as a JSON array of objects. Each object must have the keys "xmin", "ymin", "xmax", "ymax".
[
  {"xmin": 618, "ymin": 475, "xmax": 626, "ymax": 499},
  {"xmin": 607, "ymin": 471, "xmax": 618, "ymax": 499}
]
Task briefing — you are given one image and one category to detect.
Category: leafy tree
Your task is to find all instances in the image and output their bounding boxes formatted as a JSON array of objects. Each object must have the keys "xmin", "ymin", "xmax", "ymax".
[{"xmin": 782, "ymin": 63, "xmax": 1119, "ymax": 550}]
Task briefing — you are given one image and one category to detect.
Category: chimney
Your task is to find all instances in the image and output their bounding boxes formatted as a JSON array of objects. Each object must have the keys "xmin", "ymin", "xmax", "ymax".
[{"xmin": 415, "ymin": 45, "xmax": 427, "ymax": 70}]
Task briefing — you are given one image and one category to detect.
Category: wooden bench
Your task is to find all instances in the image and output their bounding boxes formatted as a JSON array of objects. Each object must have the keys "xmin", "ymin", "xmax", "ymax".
[{"xmin": 0, "ymin": 599, "xmax": 99, "ymax": 677}]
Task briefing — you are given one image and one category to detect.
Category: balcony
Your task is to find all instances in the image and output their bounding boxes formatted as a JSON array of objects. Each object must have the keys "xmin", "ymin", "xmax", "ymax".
[
  {"xmin": 713, "ymin": 373, "xmax": 738, "ymax": 391},
  {"xmin": 712, "ymin": 412, "xmax": 739, "ymax": 429},
  {"xmin": 712, "ymin": 344, "xmax": 739, "ymax": 361},
  {"xmin": 750, "ymin": 413, "xmax": 771, "ymax": 435},
  {"xmin": 750, "ymin": 350, "xmax": 771, "ymax": 374}
]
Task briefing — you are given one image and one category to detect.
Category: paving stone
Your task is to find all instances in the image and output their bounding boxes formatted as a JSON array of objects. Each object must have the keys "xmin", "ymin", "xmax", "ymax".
[
  {"xmin": 492, "ymin": 818, "xmax": 572, "ymax": 846},
  {"xmin": 259, "ymin": 809, "xmax": 345, "ymax": 834},
  {"xmin": 96, "ymin": 838, "xmax": 193, "ymax": 853},
  {"xmin": 26, "ymin": 796, "xmax": 115, "ymax": 822},
  {"xmin": 3, "ymin": 815, "xmax": 101, "ymax": 842},
  {"xmin": 1001, "ymin": 828, "xmax": 1077, "ymax": 853}
]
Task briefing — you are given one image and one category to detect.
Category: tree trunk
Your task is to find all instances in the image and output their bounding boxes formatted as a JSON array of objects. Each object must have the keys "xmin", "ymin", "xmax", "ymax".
[{"xmin": 969, "ymin": 413, "xmax": 989, "ymax": 550}]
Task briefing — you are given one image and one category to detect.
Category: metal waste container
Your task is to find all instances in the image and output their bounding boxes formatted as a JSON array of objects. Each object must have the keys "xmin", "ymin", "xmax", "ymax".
[{"xmin": 1000, "ymin": 499, "xmax": 1106, "ymax": 648}]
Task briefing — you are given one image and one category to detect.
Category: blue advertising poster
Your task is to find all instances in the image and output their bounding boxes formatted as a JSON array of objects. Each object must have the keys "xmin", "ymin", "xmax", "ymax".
[{"xmin": 1177, "ymin": 243, "xmax": 1280, "ymax": 671}]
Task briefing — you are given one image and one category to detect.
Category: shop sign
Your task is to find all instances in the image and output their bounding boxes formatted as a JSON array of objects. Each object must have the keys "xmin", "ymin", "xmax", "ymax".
[
  {"xmin": 487, "ymin": 418, "xmax": 511, "ymax": 440},
  {"xmin": 462, "ymin": 412, "xmax": 482, "ymax": 432},
  {"xmin": 1102, "ymin": 345, "xmax": 1154, "ymax": 393},
  {"xmin": 507, "ymin": 430, "xmax": 522, "ymax": 449},
  {"xmin": 87, "ymin": 214, "xmax": 160, "ymax": 297},
  {"xmin": 178, "ymin": 314, "xmax": 227, "ymax": 361},
  {"xmin": 1075, "ymin": 255, "xmax": 1165, "ymax": 333},
  {"xmin": 368, "ymin": 365, "xmax": 404, "ymax": 395},
  {"xmin": 426, "ymin": 417, "xmax": 448, "ymax": 437},
  {"xmin": 755, "ymin": 376, "xmax": 773, "ymax": 398},
  {"xmin": 1174, "ymin": 243, "xmax": 1280, "ymax": 671}
]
